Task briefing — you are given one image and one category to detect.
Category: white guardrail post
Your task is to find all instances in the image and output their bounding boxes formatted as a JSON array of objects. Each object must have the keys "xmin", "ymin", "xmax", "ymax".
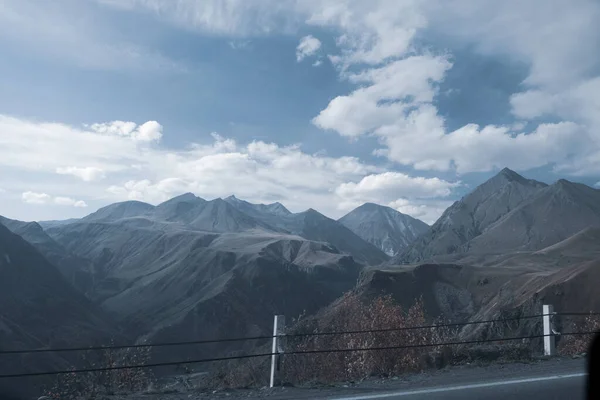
[
  {"xmin": 543, "ymin": 304, "xmax": 556, "ymax": 356},
  {"xmin": 269, "ymin": 315, "xmax": 285, "ymax": 388}
]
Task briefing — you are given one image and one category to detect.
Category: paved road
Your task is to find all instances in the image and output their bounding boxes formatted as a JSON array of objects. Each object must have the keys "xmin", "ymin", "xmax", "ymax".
[
  {"xmin": 328, "ymin": 372, "xmax": 586, "ymax": 400},
  {"xmin": 146, "ymin": 357, "xmax": 588, "ymax": 399}
]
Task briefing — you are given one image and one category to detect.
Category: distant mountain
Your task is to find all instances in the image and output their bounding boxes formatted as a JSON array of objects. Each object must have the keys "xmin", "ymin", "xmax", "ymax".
[
  {"xmin": 183, "ymin": 198, "xmax": 275, "ymax": 233},
  {"xmin": 38, "ymin": 218, "xmax": 80, "ymax": 229},
  {"xmin": 0, "ymin": 216, "xmax": 97, "ymax": 294},
  {"xmin": 46, "ymin": 219, "xmax": 362, "ymax": 365},
  {"xmin": 224, "ymin": 195, "xmax": 291, "ymax": 218},
  {"xmin": 395, "ymin": 168, "xmax": 547, "ymax": 263},
  {"xmin": 462, "ymin": 179, "xmax": 600, "ymax": 253},
  {"xmin": 338, "ymin": 203, "xmax": 429, "ymax": 256},
  {"xmin": 154, "ymin": 194, "xmax": 388, "ymax": 264},
  {"xmin": 276, "ymin": 208, "xmax": 390, "ymax": 265},
  {"xmin": 151, "ymin": 192, "xmax": 207, "ymax": 222},
  {"xmin": 46, "ymin": 193, "xmax": 388, "ymax": 265},
  {"xmin": 82, "ymin": 200, "xmax": 155, "ymax": 223},
  {"xmin": 81, "ymin": 195, "xmax": 275, "ymax": 233}
]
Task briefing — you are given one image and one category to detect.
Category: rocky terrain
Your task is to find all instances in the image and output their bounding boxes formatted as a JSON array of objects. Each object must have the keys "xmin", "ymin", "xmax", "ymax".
[{"xmin": 2, "ymin": 168, "xmax": 600, "ymax": 398}]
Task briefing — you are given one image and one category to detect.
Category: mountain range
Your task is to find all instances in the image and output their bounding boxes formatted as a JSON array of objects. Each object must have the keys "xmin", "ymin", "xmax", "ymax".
[
  {"xmin": 394, "ymin": 168, "xmax": 600, "ymax": 263},
  {"xmin": 3, "ymin": 167, "xmax": 600, "ymax": 397}
]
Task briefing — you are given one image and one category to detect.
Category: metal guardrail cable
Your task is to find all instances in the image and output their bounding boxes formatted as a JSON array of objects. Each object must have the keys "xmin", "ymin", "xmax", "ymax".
[
  {"xmin": 0, "ymin": 330, "xmax": 596, "ymax": 379},
  {"xmin": 0, "ymin": 313, "xmax": 558, "ymax": 356},
  {"xmin": 284, "ymin": 313, "xmax": 551, "ymax": 339},
  {"xmin": 556, "ymin": 312, "xmax": 600, "ymax": 316}
]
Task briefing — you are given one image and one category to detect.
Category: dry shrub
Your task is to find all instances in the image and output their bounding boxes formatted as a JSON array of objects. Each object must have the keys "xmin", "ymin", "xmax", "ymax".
[
  {"xmin": 559, "ymin": 313, "xmax": 600, "ymax": 356},
  {"xmin": 206, "ymin": 355, "xmax": 271, "ymax": 390},
  {"xmin": 45, "ymin": 342, "xmax": 154, "ymax": 400},
  {"xmin": 281, "ymin": 292, "xmax": 454, "ymax": 384}
]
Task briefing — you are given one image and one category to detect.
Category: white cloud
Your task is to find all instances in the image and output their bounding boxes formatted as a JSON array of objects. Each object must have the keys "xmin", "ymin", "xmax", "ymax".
[
  {"xmin": 304, "ymin": 0, "xmax": 426, "ymax": 67},
  {"xmin": 388, "ymin": 198, "xmax": 453, "ymax": 225},
  {"xmin": 89, "ymin": 121, "xmax": 163, "ymax": 142},
  {"xmin": 424, "ymin": 0, "xmax": 600, "ymax": 90},
  {"xmin": 296, "ymin": 35, "xmax": 322, "ymax": 62},
  {"xmin": 334, "ymin": 172, "xmax": 459, "ymax": 223},
  {"xmin": 373, "ymin": 105, "xmax": 587, "ymax": 174},
  {"xmin": 0, "ymin": 115, "xmax": 162, "ymax": 178},
  {"xmin": 335, "ymin": 172, "xmax": 461, "ymax": 224},
  {"xmin": 313, "ymin": 55, "xmax": 452, "ymax": 137},
  {"xmin": 22, "ymin": 191, "xmax": 51, "ymax": 205},
  {"xmin": 307, "ymin": 0, "xmax": 600, "ymax": 175},
  {"xmin": 96, "ymin": 0, "xmax": 426, "ymax": 66},
  {"xmin": 2, "ymin": 114, "xmax": 456, "ymax": 221},
  {"xmin": 21, "ymin": 191, "xmax": 88, "ymax": 207},
  {"xmin": 91, "ymin": 1, "xmax": 600, "ymax": 175},
  {"xmin": 54, "ymin": 197, "xmax": 88, "ymax": 208},
  {"xmin": 5, "ymin": 0, "xmax": 600, "ymax": 219},
  {"xmin": 56, "ymin": 167, "xmax": 106, "ymax": 182},
  {"xmin": 336, "ymin": 172, "xmax": 459, "ymax": 200}
]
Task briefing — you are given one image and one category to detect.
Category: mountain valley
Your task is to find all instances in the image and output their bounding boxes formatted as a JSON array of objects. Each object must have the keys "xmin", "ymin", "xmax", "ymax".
[{"xmin": 2, "ymin": 168, "xmax": 600, "ymax": 397}]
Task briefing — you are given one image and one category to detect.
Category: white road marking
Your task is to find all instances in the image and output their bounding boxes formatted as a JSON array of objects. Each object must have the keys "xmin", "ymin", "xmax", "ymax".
[{"xmin": 331, "ymin": 372, "xmax": 586, "ymax": 399}]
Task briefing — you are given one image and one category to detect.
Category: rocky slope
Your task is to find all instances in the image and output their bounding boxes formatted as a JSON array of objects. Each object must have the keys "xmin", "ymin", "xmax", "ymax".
[
  {"xmin": 462, "ymin": 179, "xmax": 600, "ymax": 253},
  {"xmin": 338, "ymin": 203, "xmax": 429, "ymax": 256},
  {"xmin": 362, "ymin": 224, "xmax": 600, "ymax": 345},
  {"xmin": 45, "ymin": 216, "xmax": 363, "ymax": 363},
  {"xmin": 0, "ymin": 222, "xmax": 118, "ymax": 397},
  {"xmin": 393, "ymin": 168, "xmax": 600, "ymax": 263},
  {"xmin": 0, "ymin": 215, "xmax": 97, "ymax": 294}
]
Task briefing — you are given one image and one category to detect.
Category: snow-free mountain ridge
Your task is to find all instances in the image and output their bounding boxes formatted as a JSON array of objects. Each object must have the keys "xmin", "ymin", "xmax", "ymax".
[{"xmin": 338, "ymin": 203, "xmax": 429, "ymax": 256}]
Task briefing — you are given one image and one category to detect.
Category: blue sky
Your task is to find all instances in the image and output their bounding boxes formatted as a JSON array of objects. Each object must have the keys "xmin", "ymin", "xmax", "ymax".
[{"xmin": 1, "ymin": 0, "xmax": 599, "ymax": 224}]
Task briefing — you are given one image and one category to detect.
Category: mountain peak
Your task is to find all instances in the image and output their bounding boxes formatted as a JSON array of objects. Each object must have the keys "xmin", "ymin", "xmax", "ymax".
[
  {"xmin": 176, "ymin": 192, "xmax": 200, "ymax": 200},
  {"xmin": 156, "ymin": 192, "xmax": 205, "ymax": 207},
  {"xmin": 556, "ymin": 178, "xmax": 572, "ymax": 186},
  {"xmin": 338, "ymin": 203, "xmax": 429, "ymax": 257},
  {"xmin": 82, "ymin": 200, "xmax": 155, "ymax": 222},
  {"xmin": 159, "ymin": 192, "xmax": 202, "ymax": 204},
  {"xmin": 475, "ymin": 167, "xmax": 547, "ymax": 195},
  {"xmin": 496, "ymin": 167, "xmax": 526, "ymax": 182},
  {"xmin": 357, "ymin": 202, "xmax": 382, "ymax": 210},
  {"xmin": 266, "ymin": 202, "xmax": 291, "ymax": 215}
]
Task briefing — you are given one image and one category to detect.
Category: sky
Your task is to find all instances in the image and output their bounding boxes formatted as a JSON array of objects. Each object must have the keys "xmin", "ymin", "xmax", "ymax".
[{"xmin": 0, "ymin": 0, "xmax": 599, "ymax": 225}]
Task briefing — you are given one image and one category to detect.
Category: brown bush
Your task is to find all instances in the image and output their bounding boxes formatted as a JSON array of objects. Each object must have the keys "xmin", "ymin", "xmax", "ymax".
[
  {"xmin": 206, "ymin": 355, "xmax": 271, "ymax": 390},
  {"xmin": 559, "ymin": 313, "xmax": 600, "ymax": 356},
  {"xmin": 44, "ymin": 341, "xmax": 154, "ymax": 400},
  {"xmin": 281, "ymin": 292, "xmax": 455, "ymax": 384}
]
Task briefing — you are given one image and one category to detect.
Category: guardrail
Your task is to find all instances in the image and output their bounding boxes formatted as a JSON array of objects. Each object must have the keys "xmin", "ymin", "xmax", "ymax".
[{"xmin": 0, "ymin": 304, "xmax": 597, "ymax": 387}]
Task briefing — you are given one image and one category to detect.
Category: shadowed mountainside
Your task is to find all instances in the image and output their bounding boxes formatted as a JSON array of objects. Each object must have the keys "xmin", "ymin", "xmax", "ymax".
[{"xmin": 0, "ymin": 222, "xmax": 119, "ymax": 397}]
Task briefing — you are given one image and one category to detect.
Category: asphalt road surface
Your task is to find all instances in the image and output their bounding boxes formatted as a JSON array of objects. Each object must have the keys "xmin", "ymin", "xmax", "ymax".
[
  {"xmin": 328, "ymin": 372, "xmax": 586, "ymax": 400},
  {"xmin": 128, "ymin": 357, "xmax": 587, "ymax": 399}
]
